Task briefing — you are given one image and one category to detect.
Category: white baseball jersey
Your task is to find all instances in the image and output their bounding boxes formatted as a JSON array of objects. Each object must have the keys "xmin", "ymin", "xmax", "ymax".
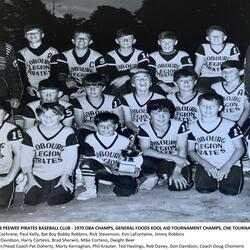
[
  {"xmin": 17, "ymin": 45, "xmax": 58, "ymax": 89},
  {"xmin": 188, "ymin": 118, "xmax": 243, "ymax": 168},
  {"xmin": 211, "ymin": 81, "xmax": 247, "ymax": 122},
  {"xmin": 85, "ymin": 132, "xmax": 129, "ymax": 166},
  {"xmin": 57, "ymin": 48, "xmax": 102, "ymax": 85},
  {"xmin": 196, "ymin": 43, "xmax": 240, "ymax": 77},
  {"xmin": 138, "ymin": 120, "xmax": 189, "ymax": 155},
  {"xmin": 72, "ymin": 94, "xmax": 121, "ymax": 121},
  {"xmin": 22, "ymin": 126, "xmax": 78, "ymax": 180},
  {"xmin": 167, "ymin": 92, "xmax": 202, "ymax": 123},
  {"xmin": 0, "ymin": 122, "xmax": 23, "ymax": 174},
  {"xmin": 105, "ymin": 48, "xmax": 148, "ymax": 72},
  {"xmin": 148, "ymin": 50, "xmax": 193, "ymax": 83},
  {"xmin": 121, "ymin": 92, "xmax": 165, "ymax": 126},
  {"xmin": 23, "ymin": 100, "xmax": 74, "ymax": 124}
]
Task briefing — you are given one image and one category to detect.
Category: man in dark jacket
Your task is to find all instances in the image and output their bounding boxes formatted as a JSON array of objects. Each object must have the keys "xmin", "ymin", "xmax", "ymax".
[{"xmin": 0, "ymin": 41, "xmax": 23, "ymax": 109}]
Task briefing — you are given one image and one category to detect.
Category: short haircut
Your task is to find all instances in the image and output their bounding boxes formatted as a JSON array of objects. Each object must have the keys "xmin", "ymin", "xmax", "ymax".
[
  {"xmin": 73, "ymin": 29, "xmax": 92, "ymax": 39},
  {"xmin": 24, "ymin": 24, "xmax": 43, "ymax": 34},
  {"xmin": 116, "ymin": 28, "xmax": 135, "ymax": 38},
  {"xmin": 0, "ymin": 99, "xmax": 11, "ymax": 116},
  {"xmin": 173, "ymin": 68, "xmax": 198, "ymax": 82},
  {"xmin": 82, "ymin": 73, "xmax": 106, "ymax": 86},
  {"xmin": 206, "ymin": 25, "xmax": 226, "ymax": 35},
  {"xmin": 158, "ymin": 31, "xmax": 177, "ymax": 40},
  {"xmin": 94, "ymin": 112, "xmax": 119, "ymax": 126},
  {"xmin": 198, "ymin": 92, "xmax": 224, "ymax": 107},
  {"xmin": 131, "ymin": 70, "xmax": 152, "ymax": 84},
  {"xmin": 36, "ymin": 103, "xmax": 65, "ymax": 117},
  {"xmin": 147, "ymin": 99, "xmax": 176, "ymax": 118},
  {"xmin": 38, "ymin": 78, "xmax": 61, "ymax": 91},
  {"xmin": 221, "ymin": 60, "xmax": 242, "ymax": 71}
]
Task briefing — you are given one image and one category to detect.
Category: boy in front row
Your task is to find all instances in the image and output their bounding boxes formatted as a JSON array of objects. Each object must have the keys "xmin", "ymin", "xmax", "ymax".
[
  {"xmin": 77, "ymin": 112, "xmax": 138, "ymax": 201},
  {"xmin": 138, "ymin": 99, "xmax": 193, "ymax": 190},
  {"xmin": 188, "ymin": 92, "xmax": 245, "ymax": 195},
  {"xmin": 21, "ymin": 103, "xmax": 78, "ymax": 205},
  {"xmin": 0, "ymin": 99, "xmax": 23, "ymax": 208}
]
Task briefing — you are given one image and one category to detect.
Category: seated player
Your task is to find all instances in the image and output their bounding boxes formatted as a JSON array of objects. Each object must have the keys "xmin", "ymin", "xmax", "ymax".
[
  {"xmin": 188, "ymin": 92, "xmax": 245, "ymax": 195},
  {"xmin": 22, "ymin": 78, "xmax": 74, "ymax": 129},
  {"xmin": 121, "ymin": 70, "xmax": 165, "ymax": 132},
  {"xmin": 211, "ymin": 60, "xmax": 250, "ymax": 127},
  {"xmin": 0, "ymin": 99, "xmax": 23, "ymax": 208},
  {"xmin": 138, "ymin": 99, "xmax": 193, "ymax": 190},
  {"xmin": 20, "ymin": 103, "xmax": 78, "ymax": 205},
  {"xmin": 77, "ymin": 112, "xmax": 139, "ymax": 201},
  {"xmin": 167, "ymin": 68, "xmax": 202, "ymax": 123}
]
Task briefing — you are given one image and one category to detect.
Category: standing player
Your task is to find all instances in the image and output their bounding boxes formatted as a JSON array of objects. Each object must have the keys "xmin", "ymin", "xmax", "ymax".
[
  {"xmin": 188, "ymin": 92, "xmax": 245, "ymax": 195},
  {"xmin": 56, "ymin": 29, "xmax": 103, "ymax": 99},
  {"xmin": 148, "ymin": 31, "xmax": 193, "ymax": 95},
  {"xmin": 17, "ymin": 24, "xmax": 58, "ymax": 103},
  {"xmin": 97, "ymin": 28, "xmax": 149, "ymax": 96},
  {"xmin": 138, "ymin": 99, "xmax": 193, "ymax": 190},
  {"xmin": 21, "ymin": 103, "xmax": 78, "ymax": 205},
  {"xmin": 22, "ymin": 78, "xmax": 74, "ymax": 129},
  {"xmin": 0, "ymin": 99, "xmax": 23, "ymax": 208},
  {"xmin": 121, "ymin": 70, "xmax": 165, "ymax": 132},
  {"xmin": 167, "ymin": 68, "xmax": 202, "ymax": 123},
  {"xmin": 194, "ymin": 26, "xmax": 240, "ymax": 93}
]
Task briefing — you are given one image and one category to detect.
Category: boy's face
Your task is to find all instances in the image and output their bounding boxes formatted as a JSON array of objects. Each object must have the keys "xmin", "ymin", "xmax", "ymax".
[
  {"xmin": 25, "ymin": 28, "xmax": 44, "ymax": 43},
  {"xmin": 0, "ymin": 109, "xmax": 8, "ymax": 124},
  {"xmin": 38, "ymin": 109, "xmax": 62, "ymax": 128},
  {"xmin": 84, "ymin": 82, "xmax": 105, "ymax": 98},
  {"xmin": 72, "ymin": 33, "xmax": 93, "ymax": 49},
  {"xmin": 222, "ymin": 68, "xmax": 240, "ymax": 82},
  {"xmin": 115, "ymin": 35, "xmax": 136, "ymax": 48},
  {"xmin": 198, "ymin": 99, "xmax": 222, "ymax": 118},
  {"xmin": 96, "ymin": 120, "xmax": 118, "ymax": 137},
  {"xmin": 176, "ymin": 76, "xmax": 196, "ymax": 92},
  {"xmin": 132, "ymin": 72, "xmax": 152, "ymax": 91},
  {"xmin": 158, "ymin": 38, "xmax": 177, "ymax": 53},
  {"xmin": 150, "ymin": 109, "xmax": 171, "ymax": 127},
  {"xmin": 206, "ymin": 30, "xmax": 226, "ymax": 45},
  {"xmin": 39, "ymin": 89, "xmax": 60, "ymax": 103}
]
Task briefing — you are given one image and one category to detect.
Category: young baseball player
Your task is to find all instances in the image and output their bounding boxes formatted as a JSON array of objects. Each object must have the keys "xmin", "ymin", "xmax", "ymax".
[
  {"xmin": 188, "ymin": 92, "xmax": 245, "ymax": 195},
  {"xmin": 194, "ymin": 26, "xmax": 240, "ymax": 93},
  {"xmin": 148, "ymin": 31, "xmax": 193, "ymax": 95},
  {"xmin": 211, "ymin": 60, "xmax": 250, "ymax": 127},
  {"xmin": 22, "ymin": 78, "xmax": 74, "ymax": 129},
  {"xmin": 72, "ymin": 73, "xmax": 123, "ymax": 136},
  {"xmin": 167, "ymin": 68, "xmax": 202, "ymax": 123},
  {"xmin": 97, "ymin": 28, "xmax": 149, "ymax": 96},
  {"xmin": 17, "ymin": 24, "xmax": 58, "ymax": 103},
  {"xmin": 55, "ymin": 29, "xmax": 103, "ymax": 99},
  {"xmin": 21, "ymin": 103, "xmax": 78, "ymax": 205},
  {"xmin": 121, "ymin": 70, "xmax": 165, "ymax": 132},
  {"xmin": 0, "ymin": 99, "xmax": 23, "ymax": 208},
  {"xmin": 138, "ymin": 99, "xmax": 193, "ymax": 190},
  {"xmin": 77, "ymin": 112, "xmax": 138, "ymax": 200}
]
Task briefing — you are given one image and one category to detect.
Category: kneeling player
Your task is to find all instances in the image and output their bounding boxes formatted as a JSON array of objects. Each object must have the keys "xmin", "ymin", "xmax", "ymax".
[
  {"xmin": 188, "ymin": 92, "xmax": 245, "ymax": 195},
  {"xmin": 0, "ymin": 99, "xmax": 23, "ymax": 208},
  {"xmin": 21, "ymin": 103, "xmax": 78, "ymax": 205},
  {"xmin": 138, "ymin": 99, "xmax": 193, "ymax": 190},
  {"xmin": 77, "ymin": 112, "xmax": 138, "ymax": 200}
]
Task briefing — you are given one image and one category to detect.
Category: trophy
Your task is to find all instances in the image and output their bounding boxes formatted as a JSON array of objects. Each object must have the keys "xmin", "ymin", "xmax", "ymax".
[{"xmin": 112, "ymin": 131, "xmax": 143, "ymax": 177}]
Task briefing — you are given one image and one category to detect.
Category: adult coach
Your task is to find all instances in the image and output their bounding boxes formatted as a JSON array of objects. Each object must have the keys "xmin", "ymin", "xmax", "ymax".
[{"xmin": 0, "ymin": 41, "xmax": 23, "ymax": 108}]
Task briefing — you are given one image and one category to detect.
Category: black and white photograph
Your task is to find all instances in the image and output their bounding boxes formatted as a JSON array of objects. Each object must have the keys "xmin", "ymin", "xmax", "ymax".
[{"xmin": 1, "ymin": 0, "xmax": 250, "ymax": 230}]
